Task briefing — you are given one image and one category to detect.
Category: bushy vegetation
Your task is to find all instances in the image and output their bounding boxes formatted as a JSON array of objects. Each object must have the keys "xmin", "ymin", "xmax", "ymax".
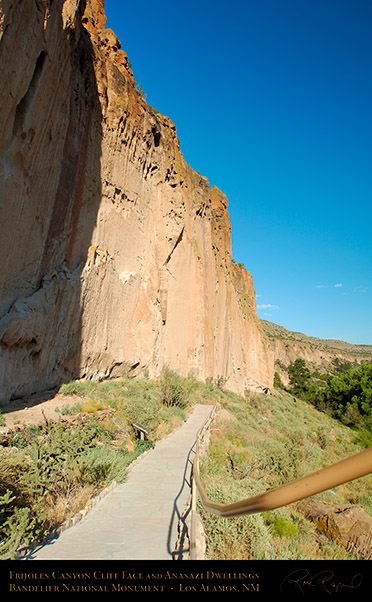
[
  {"xmin": 287, "ymin": 358, "xmax": 311, "ymax": 396},
  {"xmin": 160, "ymin": 367, "xmax": 193, "ymax": 409},
  {"xmin": 58, "ymin": 369, "xmax": 198, "ymax": 438},
  {"xmin": 313, "ymin": 363, "xmax": 372, "ymax": 429},
  {"xmin": 0, "ymin": 370, "xmax": 207, "ymax": 559},
  {"xmin": 275, "ymin": 358, "xmax": 372, "ymax": 446},
  {"xmin": 1, "ymin": 365, "xmax": 371, "ymax": 561},
  {"xmin": 199, "ymin": 388, "xmax": 372, "ymax": 560},
  {"xmin": 0, "ymin": 414, "xmax": 137, "ymax": 560}
]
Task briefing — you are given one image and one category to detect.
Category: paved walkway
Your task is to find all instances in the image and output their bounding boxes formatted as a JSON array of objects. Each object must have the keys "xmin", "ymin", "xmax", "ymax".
[{"xmin": 26, "ymin": 404, "xmax": 214, "ymax": 561}]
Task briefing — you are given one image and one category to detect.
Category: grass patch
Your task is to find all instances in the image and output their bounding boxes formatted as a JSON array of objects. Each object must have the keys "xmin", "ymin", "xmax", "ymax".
[
  {"xmin": 199, "ymin": 389, "xmax": 372, "ymax": 560},
  {"xmin": 3, "ymin": 372, "xmax": 370, "ymax": 561},
  {"xmin": 0, "ymin": 372, "xmax": 203, "ymax": 559}
]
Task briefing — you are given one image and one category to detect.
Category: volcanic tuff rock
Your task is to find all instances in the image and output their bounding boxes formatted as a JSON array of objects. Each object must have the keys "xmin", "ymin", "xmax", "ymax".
[
  {"xmin": 262, "ymin": 320, "xmax": 372, "ymax": 386},
  {"xmin": 0, "ymin": 0, "xmax": 273, "ymax": 405},
  {"xmin": 300, "ymin": 500, "xmax": 372, "ymax": 559}
]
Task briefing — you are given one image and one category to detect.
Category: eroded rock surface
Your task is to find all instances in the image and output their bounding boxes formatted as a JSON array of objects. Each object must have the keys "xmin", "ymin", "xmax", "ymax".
[
  {"xmin": 262, "ymin": 320, "xmax": 372, "ymax": 387},
  {"xmin": 0, "ymin": 0, "xmax": 273, "ymax": 405},
  {"xmin": 300, "ymin": 500, "xmax": 372, "ymax": 559}
]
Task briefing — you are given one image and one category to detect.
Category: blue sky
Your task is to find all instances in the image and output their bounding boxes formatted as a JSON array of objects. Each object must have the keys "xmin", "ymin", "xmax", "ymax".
[{"xmin": 104, "ymin": 0, "xmax": 372, "ymax": 345}]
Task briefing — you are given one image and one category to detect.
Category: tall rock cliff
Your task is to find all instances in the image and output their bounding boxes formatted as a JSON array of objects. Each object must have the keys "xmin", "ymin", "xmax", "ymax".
[{"xmin": 0, "ymin": 0, "xmax": 273, "ymax": 405}]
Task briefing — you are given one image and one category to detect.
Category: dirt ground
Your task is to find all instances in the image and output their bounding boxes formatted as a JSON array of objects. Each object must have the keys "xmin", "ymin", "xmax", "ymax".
[{"xmin": 0, "ymin": 390, "xmax": 84, "ymax": 429}]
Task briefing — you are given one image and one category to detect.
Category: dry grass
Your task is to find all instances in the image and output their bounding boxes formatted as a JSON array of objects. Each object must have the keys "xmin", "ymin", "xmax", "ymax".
[{"xmin": 199, "ymin": 389, "xmax": 372, "ymax": 560}]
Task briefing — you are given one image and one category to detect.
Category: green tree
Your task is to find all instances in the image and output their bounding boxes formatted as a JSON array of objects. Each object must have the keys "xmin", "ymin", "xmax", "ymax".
[
  {"xmin": 332, "ymin": 357, "xmax": 354, "ymax": 374},
  {"xmin": 287, "ymin": 359, "xmax": 311, "ymax": 397},
  {"xmin": 273, "ymin": 371, "xmax": 285, "ymax": 390},
  {"xmin": 314, "ymin": 363, "xmax": 372, "ymax": 429}
]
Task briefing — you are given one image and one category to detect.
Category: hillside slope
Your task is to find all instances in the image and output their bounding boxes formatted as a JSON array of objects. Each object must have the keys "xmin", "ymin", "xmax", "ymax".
[
  {"xmin": 2, "ymin": 374, "xmax": 371, "ymax": 560},
  {"xmin": 200, "ymin": 387, "xmax": 372, "ymax": 560}
]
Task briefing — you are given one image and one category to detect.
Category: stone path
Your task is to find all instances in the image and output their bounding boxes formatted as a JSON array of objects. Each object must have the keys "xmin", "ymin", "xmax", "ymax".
[{"xmin": 25, "ymin": 404, "xmax": 214, "ymax": 561}]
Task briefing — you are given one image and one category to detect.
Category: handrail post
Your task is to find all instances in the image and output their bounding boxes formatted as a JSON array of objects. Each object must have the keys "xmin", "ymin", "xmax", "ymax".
[
  {"xmin": 190, "ymin": 464, "xmax": 197, "ymax": 560},
  {"xmin": 189, "ymin": 410, "xmax": 209, "ymax": 560}
]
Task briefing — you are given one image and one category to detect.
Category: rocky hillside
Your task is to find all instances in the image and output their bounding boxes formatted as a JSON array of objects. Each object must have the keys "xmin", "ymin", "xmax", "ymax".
[
  {"xmin": 0, "ymin": 0, "xmax": 273, "ymax": 405},
  {"xmin": 262, "ymin": 320, "xmax": 372, "ymax": 385}
]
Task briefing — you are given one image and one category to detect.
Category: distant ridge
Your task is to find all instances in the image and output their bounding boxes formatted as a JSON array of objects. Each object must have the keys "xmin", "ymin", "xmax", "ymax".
[{"xmin": 261, "ymin": 320, "xmax": 372, "ymax": 359}]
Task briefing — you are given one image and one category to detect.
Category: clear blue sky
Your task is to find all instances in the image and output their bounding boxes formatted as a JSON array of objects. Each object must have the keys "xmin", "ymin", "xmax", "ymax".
[{"xmin": 104, "ymin": 0, "xmax": 372, "ymax": 345}]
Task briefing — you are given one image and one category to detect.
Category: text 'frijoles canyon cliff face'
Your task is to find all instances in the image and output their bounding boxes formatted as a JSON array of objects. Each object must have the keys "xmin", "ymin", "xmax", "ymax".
[{"xmin": 0, "ymin": 0, "xmax": 274, "ymax": 405}]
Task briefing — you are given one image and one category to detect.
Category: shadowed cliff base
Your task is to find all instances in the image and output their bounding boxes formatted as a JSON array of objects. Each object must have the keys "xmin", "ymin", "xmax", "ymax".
[{"xmin": 0, "ymin": 0, "xmax": 103, "ymax": 403}]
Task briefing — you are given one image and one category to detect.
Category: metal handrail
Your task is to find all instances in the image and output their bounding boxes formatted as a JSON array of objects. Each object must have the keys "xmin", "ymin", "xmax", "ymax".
[{"xmin": 190, "ymin": 406, "xmax": 372, "ymax": 559}]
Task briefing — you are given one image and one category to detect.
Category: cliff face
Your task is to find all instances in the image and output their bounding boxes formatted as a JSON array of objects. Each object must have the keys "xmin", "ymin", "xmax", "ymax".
[{"xmin": 0, "ymin": 0, "xmax": 273, "ymax": 405}]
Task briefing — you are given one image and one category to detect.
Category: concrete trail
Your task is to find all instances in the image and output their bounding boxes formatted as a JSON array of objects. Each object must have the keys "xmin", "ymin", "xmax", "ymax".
[{"xmin": 26, "ymin": 404, "xmax": 214, "ymax": 561}]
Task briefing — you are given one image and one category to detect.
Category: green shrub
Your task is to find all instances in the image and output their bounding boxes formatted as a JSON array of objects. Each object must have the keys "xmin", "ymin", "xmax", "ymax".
[
  {"xmin": 273, "ymin": 371, "xmax": 285, "ymax": 389},
  {"xmin": 59, "ymin": 379, "xmax": 126, "ymax": 407},
  {"xmin": 263, "ymin": 513, "xmax": 299, "ymax": 538},
  {"xmin": 0, "ymin": 415, "xmax": 130, "ymax": 558},
  {"xmin": 160, "ymin": 367, "xmax": 192, "ymax": 409},
  {"xmin": 0, "ymin": 492, "xmax": 36, "ymax": 560},
  {"xmin": 0, "ymin": 373, "xmax": 195, "ymax": 558},
  {"xmin": 135, "ymin": 82, "xmax": 147, "ymax": 99},
  {"xmin": 120, "ymin": 388, "xmax": 161, "ymax": 432},
  {"xmin": 78, "ymin": 447, "xmax": 130, "ymax": 486},
  {"xmin": 313, "ymin": 363, "xmax": 372, "ymax": 429},
  {"xmin": 199, "ymin": 481, "xmax": 274, "ymax": 560},
  {"xmin": 59, "ymin": 379, "xmax": 100, "ymax": 398},
  {"xmin": 353, "ymin": 428, "xmax": 372, "ymax": 449}
]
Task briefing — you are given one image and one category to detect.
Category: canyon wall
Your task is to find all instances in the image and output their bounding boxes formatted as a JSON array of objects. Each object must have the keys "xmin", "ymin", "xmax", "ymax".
[
  {"xmin": 262, "ymin": 320, "xmax": 372, "ymax": 386},
  {"xmin": 0, "ymin": 0, "xmax": 273, "ymax": 405}
]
